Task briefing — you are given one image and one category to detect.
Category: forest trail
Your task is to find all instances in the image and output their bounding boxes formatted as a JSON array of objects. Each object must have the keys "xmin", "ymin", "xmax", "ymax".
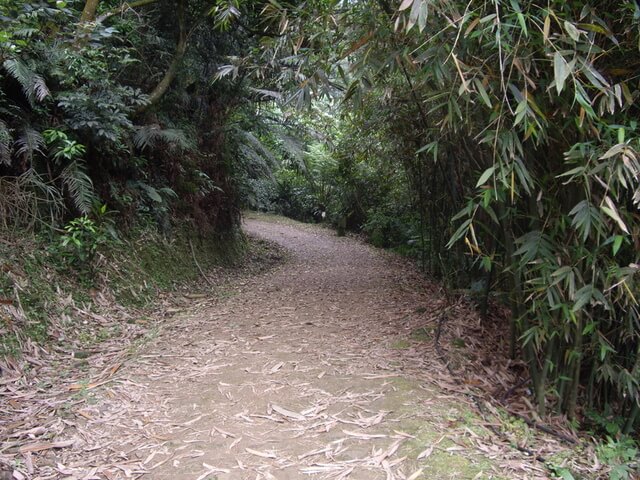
[{"xmin": 57, "ymin": 216, "xmax": 539, "ymax": 479}]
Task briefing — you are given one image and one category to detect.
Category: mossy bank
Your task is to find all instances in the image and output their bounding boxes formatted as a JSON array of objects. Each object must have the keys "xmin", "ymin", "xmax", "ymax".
[{"xmin": 0, "ymin": 223, "xmax": 284, "ymax": 357}]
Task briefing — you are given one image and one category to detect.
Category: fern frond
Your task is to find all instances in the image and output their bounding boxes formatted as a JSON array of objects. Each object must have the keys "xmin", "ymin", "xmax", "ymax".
[
  {"xmin": 3, "ymin": 59, "xmax": 50, "ymax": 105},
  {"xmin": 133, "ymin": 125, "xmax": 194, "ymax": 152},
  {"xmin": 238, "ymin": 130, "xmax": 276, "ymax": 167},
  {"xmin": 60, "ymin": 161, "xmax": 96, "ymax": 214},
  {"xmin": 278, "ymin": 133, "xmax": 306, "ymax": 171},
  {"xmin": 0, "ymin": 120, "xmax": 11, "ymax": 166},
  {"xmin": 32, "ymin": 75, "xmax": 49, "ymax": 102},
  {"xmin": 238, "ymin": 144, "xmax": 272, "ymax": 177},
  {"xmin": 14, "ymin": 127, "xmax": 44, "ymax": 163}
]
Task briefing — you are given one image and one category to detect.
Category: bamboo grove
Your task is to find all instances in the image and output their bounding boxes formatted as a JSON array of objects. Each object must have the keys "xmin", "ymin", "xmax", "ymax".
[{"xmin": 216, "ymin": 0, "xmax": 640, "ymax": 431}]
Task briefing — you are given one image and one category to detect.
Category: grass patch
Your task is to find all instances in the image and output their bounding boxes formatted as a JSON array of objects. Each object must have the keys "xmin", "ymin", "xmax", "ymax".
[
  {"xmin": 378, "ymin": 377, "xmax": 501, "ymax": 479},
  {"xmin": 391, "ymin": 339, "xmax": 411, "ymax": 349},
  {"xmin": 106, "ymin": 227, "xmax": 246, "ymax": 307},
  {"xmin": 411, "ymin": 326, "xmax": 434, "ymax": 342}
]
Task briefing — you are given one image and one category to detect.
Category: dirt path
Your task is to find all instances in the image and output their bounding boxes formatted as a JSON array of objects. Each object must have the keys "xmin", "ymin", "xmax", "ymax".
[{"xmin": 54, "ymin": 217, "xmax": 542, "ymax": 479}]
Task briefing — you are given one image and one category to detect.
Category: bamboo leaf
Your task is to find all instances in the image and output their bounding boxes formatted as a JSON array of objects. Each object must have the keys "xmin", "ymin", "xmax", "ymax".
[
  {"xmin": 573, "ymin": 284, "xmax": 594, "ymax": 312},
  {"xmin": 601, "ymin": 196, "xmax": 629, "ymax": 234},
  {"xmin": 543, "ymin": 15, "xmax": 550, "ymax": 43},
  {"xmin": 553, "ymin": 52, "xmax": 570, "ymax": 94},
  {"xmin": 399, "ymin": 0, "xmax": 414, "ymax": 11},
  {"xmin": 473, "ymin": 78, "xmax": 492, "ymax": 108},
  {"xmin": 564, "ymin": 21, "xmax": 580, "ymax": 41},
  {"xmin": 476, "ymin": 166, "xmax": 495, "ymax": 187},
  {"xmin": 600, "ymin": 144, "xmax": 625, "ymax": 159},
  {"xmin": 407, "ymin": 0, "xmax": 422, "ymax": 31},
  {"xmin": 612, "ymin": 235, "xmax": 624, "ymax": 256},
  {"xmin": 447, "ymin": 218, "xmax": 472, "ymax": 248}
]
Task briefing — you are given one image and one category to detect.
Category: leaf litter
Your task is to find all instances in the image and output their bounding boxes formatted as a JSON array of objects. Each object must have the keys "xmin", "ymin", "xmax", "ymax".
[{"xmin": 1, "ymin": 216, "xmax": 601, "ymax": 479}]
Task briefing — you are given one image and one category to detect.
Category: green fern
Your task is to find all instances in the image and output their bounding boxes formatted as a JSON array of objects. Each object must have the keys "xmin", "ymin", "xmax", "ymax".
[
  {"xmin": 0, "ymin": 120, "xmax": 10, "ymax": 166},
  {"xmin": 14, "ymin": 127, "xmax": 44, "ymax": 163},
  {"xmin": 2, "ymin": 59, "xmax": 50, "ymax": 106},
  {"xmin": 133, "ymin": 126, "xmax": 194, "ymax": 152},
  {"xmin": 238, "ymin": 130, "xmax": 276, "ymax": 166},
  {"xmin": 278, "ymin": 132, "xmax": 306, "ymax": 171},
  {"xmin": 59, "ymin": 161, "xmax": 96, "ymax": 215}
]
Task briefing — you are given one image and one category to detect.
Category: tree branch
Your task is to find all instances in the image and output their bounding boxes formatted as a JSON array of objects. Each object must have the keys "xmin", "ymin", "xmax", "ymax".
[
  {"xmin": 139, "ymin": 0, "xmax": 187, "ymax": 110},
  {"xmin": 96, "ymin": 0, "xmax": 159, "ymax": 23},
  {"xmin": 79, "ymin": 0, "xmax": 101, "ymax": 23}
]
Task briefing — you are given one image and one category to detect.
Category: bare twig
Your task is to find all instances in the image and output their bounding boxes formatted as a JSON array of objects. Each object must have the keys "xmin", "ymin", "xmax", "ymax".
[{"xmin": 188, "ymin": 238, "xmax": 214, "ymax": 287}]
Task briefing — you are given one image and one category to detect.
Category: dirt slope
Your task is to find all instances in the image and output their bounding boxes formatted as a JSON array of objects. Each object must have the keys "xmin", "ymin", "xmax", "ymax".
[{"xmin": 48, "ymin": 216, "xmax": 548, "ymax": 479}]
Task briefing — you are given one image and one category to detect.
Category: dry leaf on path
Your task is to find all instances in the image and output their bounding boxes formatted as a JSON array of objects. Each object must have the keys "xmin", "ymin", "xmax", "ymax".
[
  {"xmin": 271, "ymin": 404, "xmax": 306, "ymax": 421},
  {"xmin": 245, "ymin": 447, "xmax": 277, "ymax": 459}
]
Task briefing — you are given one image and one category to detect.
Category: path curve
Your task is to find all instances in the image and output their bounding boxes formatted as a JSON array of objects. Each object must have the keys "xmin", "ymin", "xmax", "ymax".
[{"xmin": 65, "ymin": 217, "xmax": 515, "ymax": 479}]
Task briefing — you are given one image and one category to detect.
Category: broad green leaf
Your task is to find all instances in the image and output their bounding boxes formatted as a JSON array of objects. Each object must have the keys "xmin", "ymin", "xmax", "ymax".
[{"xmin": 612, "ymin": 235, "xmax": 624, "ymax": 256}]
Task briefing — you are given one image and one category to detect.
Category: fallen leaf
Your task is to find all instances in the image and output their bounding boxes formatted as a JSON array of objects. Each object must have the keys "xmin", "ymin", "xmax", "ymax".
[
  {"xmin": 271, "ymin": 404, "xmax": 306, "ymax": 421},
  {"xmin": 245, "ymin": 447, "xmax": 276, "ymax": 459}
]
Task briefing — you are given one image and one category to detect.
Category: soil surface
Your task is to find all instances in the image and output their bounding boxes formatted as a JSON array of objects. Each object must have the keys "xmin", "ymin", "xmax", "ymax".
[{"xmin": 9, "ymin": 216, "xmax": 553, "ymax": 479}]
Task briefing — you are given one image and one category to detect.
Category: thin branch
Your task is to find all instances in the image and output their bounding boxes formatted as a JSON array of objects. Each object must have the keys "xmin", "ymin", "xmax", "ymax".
[
  {"xmin": 188, "ymin": 239, "xmax": 214, "ymax": 287},
  {"xmin": 97, "ymin": 0, "xmax": 159, "ymax": 23}
]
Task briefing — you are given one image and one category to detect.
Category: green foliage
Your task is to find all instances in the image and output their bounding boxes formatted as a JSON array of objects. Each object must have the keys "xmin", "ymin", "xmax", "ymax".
[
  {"xmin": 52, "ymin": 206, "xmax": 114, "ymax": 282},
  {"xmin": 2, "ymin": 0, "xmax": 639, "ymax": 447},
  {"xmin": 596, "ymin": 437, "xmax": 639, "ymax": 480},
  {"xmin": 273, "ymin": 168, "xmax": 316, "ymax": 221},
  {"xmin": 0, "ymin": 0, "xmax": 266, "ymax": 235}
]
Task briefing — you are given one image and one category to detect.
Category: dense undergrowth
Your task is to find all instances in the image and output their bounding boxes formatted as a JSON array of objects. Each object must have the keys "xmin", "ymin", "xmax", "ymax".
[{"xmin": 0, "ymin": 1, "xmax": 271, "ymax": 353}]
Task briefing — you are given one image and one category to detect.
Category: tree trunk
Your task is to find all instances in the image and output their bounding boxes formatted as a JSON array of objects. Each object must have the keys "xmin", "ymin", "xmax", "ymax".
[
  {"xmin": 97, "ymin": 0, "xmax": 159, "ymax": 23},
  {"xmin": 76, "ymin": 0, "xmax": 100, "ymax": 42},
  {"xmin": 141, "ymin": 1, "xmax": 187, "ymax": 110},
  {"xmin": 80, "ymin": 0, "xmax": 100, "ymax": 22}
]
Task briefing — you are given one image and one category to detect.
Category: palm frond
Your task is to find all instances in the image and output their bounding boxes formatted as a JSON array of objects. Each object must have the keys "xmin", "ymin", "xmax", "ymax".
[
  {"xmin": 3, "ymin": 59, "xmax": 50, "ymax": 106},
  {"xmin": 133, "ymin": 125, "xmax": 194, "ymax": 152},
  {"xmin": 60, "ymin": 161, "xmax": 96, "ymax": 214},
  {"xmin": 0, "ymin": 120, "xmax": 11, "ymax": 166},
  {"xmin": 278, "ymin": 132, "xmax": 306, "ymax": 171},
  {"xmin": 238, "ymin": 130, "xmax": 276, "ymax": 166},
  {"xmin": 14, "ymin": 127, "xmax": 44, "ymax": 163},
  {"xmin": 238, "ymin": 144, "xmax": 272, "ymax": 177}
]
